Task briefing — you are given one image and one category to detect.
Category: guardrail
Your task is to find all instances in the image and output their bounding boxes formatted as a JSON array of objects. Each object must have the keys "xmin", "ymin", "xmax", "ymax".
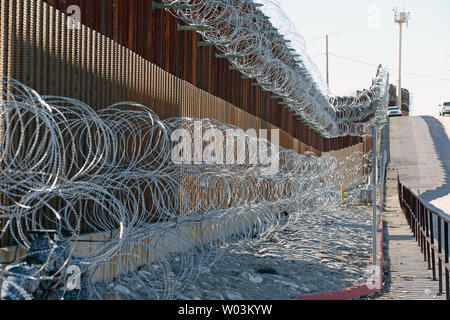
[{"xmin": 398, "ymin": 178, "xmax": 450, "ymax": 300}]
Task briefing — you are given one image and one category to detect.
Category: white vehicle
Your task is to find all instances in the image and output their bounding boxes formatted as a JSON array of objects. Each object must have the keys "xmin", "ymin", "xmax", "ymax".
[
  {"xmin": 439, "ymin": 102, "xmax": 450, "ymax": 116},
  {"xmin": 387, "ymin": 106, "xmax": 402, "ymax": 117}
]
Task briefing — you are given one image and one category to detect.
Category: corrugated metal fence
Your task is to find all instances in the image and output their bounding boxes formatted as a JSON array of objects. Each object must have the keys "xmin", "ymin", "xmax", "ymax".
[
  {"xmin": 5, "ymin": 0, "xmax": 363, "ymax": 152},
  {"xmin": 0, "ymin": 0, "xmax": 372, "ymax": 248}
]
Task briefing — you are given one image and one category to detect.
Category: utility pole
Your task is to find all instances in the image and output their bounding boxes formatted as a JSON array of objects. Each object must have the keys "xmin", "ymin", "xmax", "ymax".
[
  {"xmin": 326, "ymin": 35, "xmax": 329, "ymax": 87},
  {"xmin": 326, "ymin": 35, "xmax": 330, "ymax": 152},
  {"xmin": 372, "ymin": 125, "xmax": 377, "ymax": 266},
  {"xmin": 393, "ymin": 8, "xmax": 410, "ymax": 110}
]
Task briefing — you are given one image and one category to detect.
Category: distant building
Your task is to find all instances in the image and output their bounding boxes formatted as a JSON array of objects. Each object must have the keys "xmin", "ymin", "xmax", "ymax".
[{"xmin": 389, "ymin": 84, "xmax": 410, "ymax": 116}]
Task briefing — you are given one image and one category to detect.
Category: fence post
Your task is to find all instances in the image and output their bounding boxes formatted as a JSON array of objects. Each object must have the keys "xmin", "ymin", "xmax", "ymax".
[
  {"xmin": 438, "ymin": 216, "xmax": 443, "ymax": 295},
  {"xmin": 445, "ymin": 222, "xmax": 449, "ymax": 300},
  {"xmin": 429, "ymin": 209, "xmax": 436, "ymax": 280},
  {"xmin": 372, "ymin": 126, "xmax": 378, "ymax": 266}
]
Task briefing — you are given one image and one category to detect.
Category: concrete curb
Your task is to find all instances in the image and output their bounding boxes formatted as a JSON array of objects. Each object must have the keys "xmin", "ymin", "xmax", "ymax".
[{"xmin": 295, "ymin": 217, "xmax": 384, "ymax": 300}]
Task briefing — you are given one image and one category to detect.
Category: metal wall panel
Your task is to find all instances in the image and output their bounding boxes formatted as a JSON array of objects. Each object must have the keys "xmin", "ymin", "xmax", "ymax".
[
  {"xmin": 0, "ymin": 0, "xmax": 370, "ymax": 248},
  {"xmin": 40, "ymin": 0, "xmax": 363, "ymax": 152}
]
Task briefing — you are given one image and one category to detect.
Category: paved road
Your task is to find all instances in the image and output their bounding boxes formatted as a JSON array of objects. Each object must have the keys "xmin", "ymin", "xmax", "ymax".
[
  {"xmin": 390, "ymin": 116, "xmax": 450, "ymax": 221},
  {"xmin": 378, "ymin": 115, "xmax": 450, "ymax": 300},
  {"xmin": 389, "ymin": 116, "xmax": 450, "ymax": 279}
]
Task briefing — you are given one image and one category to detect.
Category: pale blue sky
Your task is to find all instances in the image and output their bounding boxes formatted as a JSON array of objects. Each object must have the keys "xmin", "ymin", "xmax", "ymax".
[{"xmin": 277, "ymin": 0, "xmax": 450, "ymax": 115}]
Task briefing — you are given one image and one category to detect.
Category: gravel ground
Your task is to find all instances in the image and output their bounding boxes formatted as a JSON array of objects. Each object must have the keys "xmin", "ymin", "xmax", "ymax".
[{"xmin": 178, "ymin": 204, "xmax": 374, "ymax": 300}]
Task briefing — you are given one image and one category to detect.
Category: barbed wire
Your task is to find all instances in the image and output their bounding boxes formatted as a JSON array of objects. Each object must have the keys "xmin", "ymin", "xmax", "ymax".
[
  {"xmin": 0, "ymin": 78, "xmax": 374, "ymax": 299},
  {"xmin": 160, "ymin": 0, "xmax": 390, "ymax": 137}
]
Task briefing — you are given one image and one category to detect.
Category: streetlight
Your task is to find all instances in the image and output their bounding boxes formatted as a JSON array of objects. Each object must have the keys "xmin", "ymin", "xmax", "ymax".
[{"xmin": 393, "ymin": 8, "xmax": 410, "ymax": 110}]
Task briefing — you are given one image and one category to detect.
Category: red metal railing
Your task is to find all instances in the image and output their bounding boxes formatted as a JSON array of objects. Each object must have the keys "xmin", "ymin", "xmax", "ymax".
[{"xmin": 398, "ymin": 177, "xmax": 450, "ymax": 300}]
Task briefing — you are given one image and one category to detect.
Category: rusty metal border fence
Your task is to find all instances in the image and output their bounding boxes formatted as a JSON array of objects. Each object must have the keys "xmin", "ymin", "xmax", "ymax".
[
  {"xmin": 0, "ymin": 0, "xmax": 369, "ymax": 155},
  {"xmin": 40, "ymin": 0, "xmax": 364, "ymax": 153},
  {"xmin": 398, "ymin": 178, "xmax": 450, "ymax": 300},
  {"xmin": 0, "ymin": 0, "xmax": 376, "ymax": 156},
  {"xmin": 0, "ymin": 0, "xmax": 367, "ymax": 248},
  {"xmin": 0, "ymin": 0, "xmax": 372, "ymax": 249}
]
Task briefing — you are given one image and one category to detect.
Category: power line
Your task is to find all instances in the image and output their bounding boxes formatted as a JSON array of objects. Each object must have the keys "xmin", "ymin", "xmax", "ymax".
[
  {"xmin": 309, "ymin": 53, "xmax": 325, "ymax": 58},
  {"xmin": 306, "ymin": 15, "xmax": 391, "ymax": 44},
  {"xmin": 329, "ymin": 52, "xmax": 450, "ymax": 82},
  {"xmin": 329, "ymin": 52, "xmax": 378, "ymax": 68},
  {"xmin": 306, "ymin": 23, "xmax": 367, "ymax": 43}
]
